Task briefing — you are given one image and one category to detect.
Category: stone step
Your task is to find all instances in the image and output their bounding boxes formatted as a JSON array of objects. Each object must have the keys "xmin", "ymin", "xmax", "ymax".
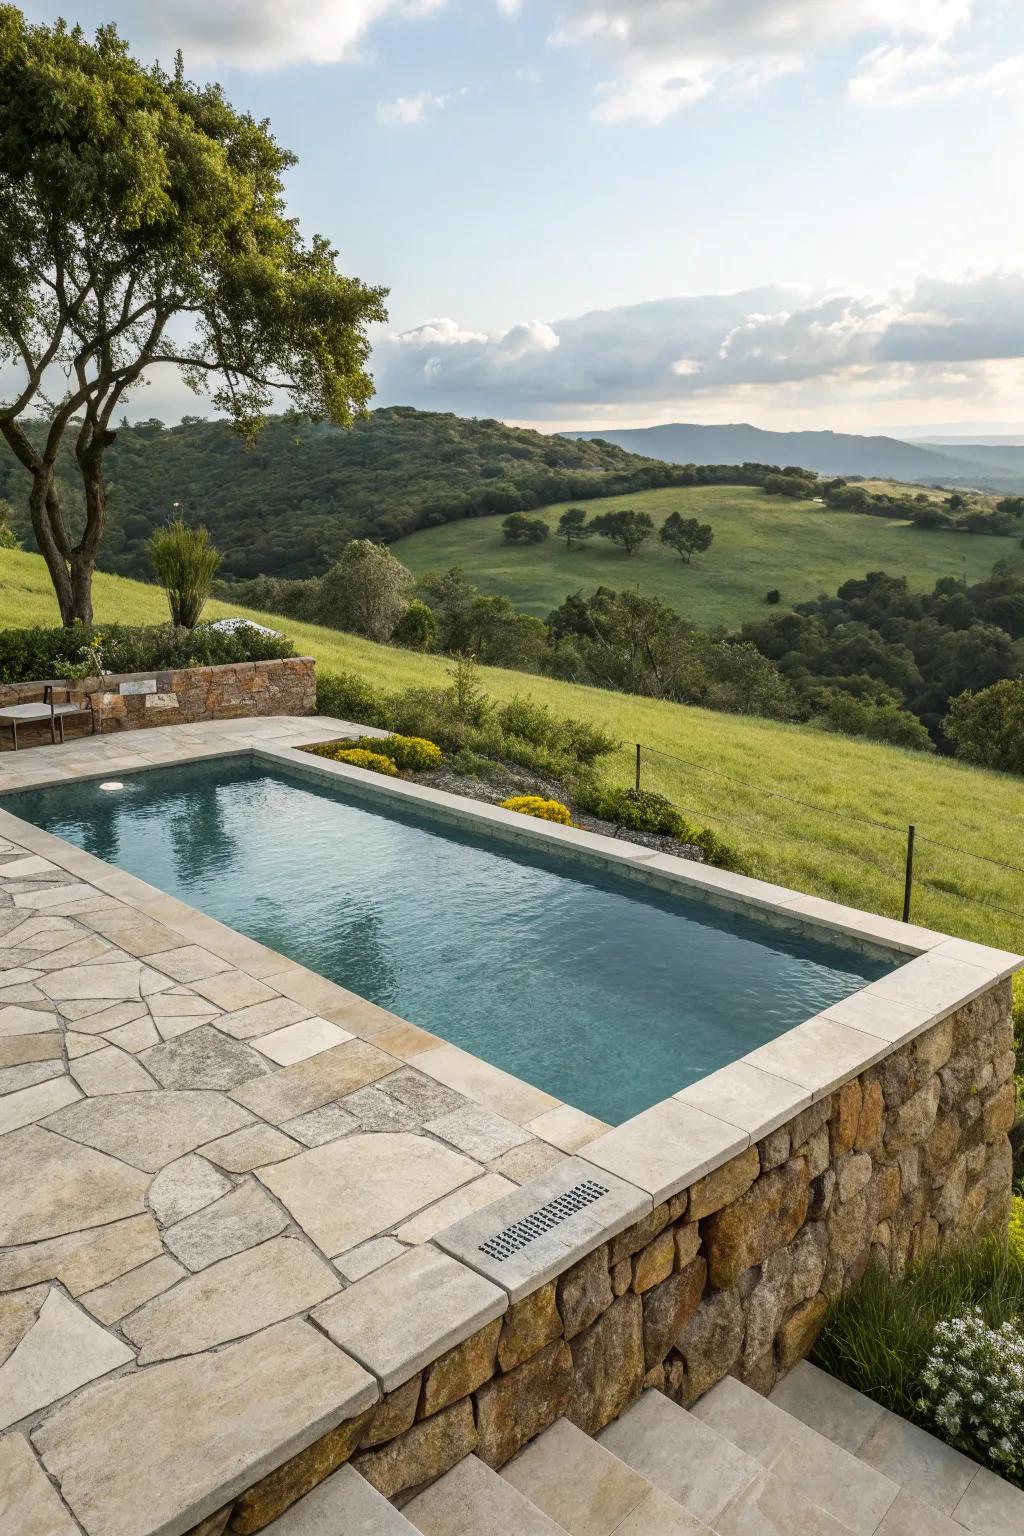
[
  {"xmin": 769, "ymin": 1362, "xmax": 1024, "ymax": 1535},
  {"xmin": 404, "ymin": 1453, "xmax": 569, "ymax": 1535},
  {"xmin": 692, "ymin": 1374, "xmax": 900, "ymax": 1534},
  {"xmin": 501, "ymin": 1414, "xmax": 710, "ymax": 1534},
  {"xmin": 597, "ymin": 1388, "xmax": 855, "ymax": 1534},
  {"xmin": 261, "ymin": 1462, "xmax": 420, "ymax": 1533}
]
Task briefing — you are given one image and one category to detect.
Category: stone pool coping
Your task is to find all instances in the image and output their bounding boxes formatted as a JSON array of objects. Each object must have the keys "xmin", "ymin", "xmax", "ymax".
[{"xmin": 0, "ymin": 715, "xmax": 1020, "ymax": 1536}]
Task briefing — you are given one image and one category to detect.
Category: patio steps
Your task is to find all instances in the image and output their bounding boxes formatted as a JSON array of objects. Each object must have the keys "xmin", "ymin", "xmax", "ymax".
[{"xmin": 261, "ymin": 1369, "xmax": 1024, "ymax": 1535}]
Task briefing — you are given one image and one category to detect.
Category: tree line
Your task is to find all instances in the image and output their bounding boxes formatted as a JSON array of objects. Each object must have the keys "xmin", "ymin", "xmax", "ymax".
[{"xmin": 502, "ymin": 507, "xmax": 714, "ymax": 562}]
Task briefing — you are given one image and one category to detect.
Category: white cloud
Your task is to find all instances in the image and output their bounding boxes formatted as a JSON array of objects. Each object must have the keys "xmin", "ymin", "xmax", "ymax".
[
  {"xmin": 376, "ymin": 88, "xmax": 452, "ymax": 125},
  {"xmin": 554, "ymin": 0, "xmax": 984, "ymax": 123},
  {"xmin": 371, "ymin": 272, "xmax": 1024, "ymax": 421},
  {"xmin": 21, "ymin": 0, "xmax": 448, "ymax": 71},
  {"xmin": 849, "ymin": 40, "xmax": 1024, "ymax": 104}
]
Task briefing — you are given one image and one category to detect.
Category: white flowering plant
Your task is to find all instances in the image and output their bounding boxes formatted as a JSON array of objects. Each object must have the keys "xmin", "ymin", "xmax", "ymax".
[{"xmin": 919, "ymin": 1308, "xmax": 1024, "ymax": 1483}]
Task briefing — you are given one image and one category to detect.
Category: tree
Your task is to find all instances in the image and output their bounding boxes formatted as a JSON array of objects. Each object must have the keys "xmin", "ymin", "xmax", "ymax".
[
  {"xmin": 392, "ymin": 598, "xmax": 437, "ymax": 651},
  {"xmin": 660, "ymin": 512, "xmax": 714, "ymax": 564},
  {"xmin": 318, "ymin": 540, "xmax": 412, "ymax": 642},
  {"xmin": 502, "ymin": 513, "xmax": 549, "ymax": 544},
  {"xmin": 944, "ymin": 679, "xmax": 1024, "ymax": 772},
  {"xmin": 557, "ymin": 507, "xmax": 592, "ymax": 547},
  {"xmin": 589, "ymin": 509, "xmax": 654, "ymax": 555},
  {"xmin": 0, "ymin": 496, "xmax": 16, "ymax": 549},
  {"xmin": 0, "ymin": 11, "xmax": 387, "ymax": 625},
  {"xmin": 147, "ymin": 520, "xmax": 220, "ymax": 628}
]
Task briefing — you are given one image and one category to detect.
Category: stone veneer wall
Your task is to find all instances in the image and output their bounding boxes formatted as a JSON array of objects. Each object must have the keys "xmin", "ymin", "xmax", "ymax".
[
  {"xmin": 0, "ymin": 657, "xmax": 315, "ymax": 735},
  {"xmin": 201, "ymin": 979, "xmax": 1016, "ymax": 1535}
]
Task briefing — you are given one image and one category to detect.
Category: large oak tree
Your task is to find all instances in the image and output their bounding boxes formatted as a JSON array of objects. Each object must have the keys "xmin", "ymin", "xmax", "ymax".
[{"xmin": 0, "ymin": 9, "xmax": 387, "ymax": 624}]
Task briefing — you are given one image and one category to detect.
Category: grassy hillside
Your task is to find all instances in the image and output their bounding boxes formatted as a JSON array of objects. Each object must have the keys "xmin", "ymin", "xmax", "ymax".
[
  {"xmin": 392, "ymin": 484, "xmax": 1019, "ymax": 630},
  {"xmin": 4, "ymin": 546, "xmax": 1022, "ymax": 956},
  {"xmin": 0, "ymin": 408, "xmax": 688, "ymax": 582}
]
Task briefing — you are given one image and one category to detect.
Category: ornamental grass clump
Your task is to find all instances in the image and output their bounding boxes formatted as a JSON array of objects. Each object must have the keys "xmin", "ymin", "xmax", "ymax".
[
  {"xmin": 919, "ymin": 1309, "xmax": 1024, "ymax": 1483},
  {"xmin": 500, "ymin": 795, "xmax": 573, "ymax": 825}
]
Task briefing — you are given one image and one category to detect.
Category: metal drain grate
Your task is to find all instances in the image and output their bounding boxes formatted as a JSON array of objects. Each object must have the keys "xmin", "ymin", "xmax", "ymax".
[{"xmin": 478, "ymin": 1179, "xmax": 610, "ymax": 1261}]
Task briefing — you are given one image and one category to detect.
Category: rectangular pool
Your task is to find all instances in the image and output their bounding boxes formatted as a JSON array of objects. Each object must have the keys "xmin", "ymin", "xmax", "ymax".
[{"xmin": 5, "ymin": 757, "xmax": 898, "ymax": 1124}]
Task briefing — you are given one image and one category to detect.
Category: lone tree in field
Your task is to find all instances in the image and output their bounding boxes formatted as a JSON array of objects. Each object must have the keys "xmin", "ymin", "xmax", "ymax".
[
  {"xmin": 557, "ymin": 506, "xmax": 592, "ymax": 547},
  {"xmin": 0, "ymin": 12, "xmax": 386, "ymax": 626},
  {"xmin": 660, "ymin": 512, "xmax": 714, "ymax": 564}
]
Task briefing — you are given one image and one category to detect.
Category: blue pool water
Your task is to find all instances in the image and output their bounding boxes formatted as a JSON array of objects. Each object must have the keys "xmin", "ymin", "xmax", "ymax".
[{"xmin": 6, "ymin": 758, "xmax": 896, "ymax": 1124}]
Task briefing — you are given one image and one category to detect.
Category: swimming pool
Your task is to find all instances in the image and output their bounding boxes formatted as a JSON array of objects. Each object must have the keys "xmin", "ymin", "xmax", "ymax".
[{"xmin": 6, "ymin": 756, "xmax": 897, "ymax": 1124}]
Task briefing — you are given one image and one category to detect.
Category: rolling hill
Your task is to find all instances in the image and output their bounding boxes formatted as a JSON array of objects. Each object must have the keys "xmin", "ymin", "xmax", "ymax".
[
  {"xmin": 0, "ymin": 408, "xmax": 692, "ymax": 583},
  {"xmin": 563, "ymin": 422, "xmax": 1024, "ymax": 489},
  {"xmin": 2, "ymin": 545, "xmax": 1021, "ymax": 959},
  {"xmin": 391, "ymin": 483, "xmax": 1021, "ymax": 630}
]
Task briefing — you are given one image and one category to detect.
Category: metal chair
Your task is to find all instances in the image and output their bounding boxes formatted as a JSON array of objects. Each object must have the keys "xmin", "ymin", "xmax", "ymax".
[{"xmin": 0, "ymin": 683, "xmax": 95, "ymax": 750}]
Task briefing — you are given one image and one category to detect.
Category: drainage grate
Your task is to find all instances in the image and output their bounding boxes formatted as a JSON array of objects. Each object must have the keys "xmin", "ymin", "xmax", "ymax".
[{"xmin": 478, "ymin": 1179, "xmax": 610, "ymax": 1261}]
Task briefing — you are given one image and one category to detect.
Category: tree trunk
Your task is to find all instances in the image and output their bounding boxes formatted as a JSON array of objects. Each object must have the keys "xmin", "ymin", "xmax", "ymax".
[{"xmin": 28, "ymin": 468, "xmax": 77, "ymax": 626}]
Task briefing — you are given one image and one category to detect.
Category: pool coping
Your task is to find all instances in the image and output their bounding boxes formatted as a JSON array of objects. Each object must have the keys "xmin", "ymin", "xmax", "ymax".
[{"xmin": 1, "ymin": 715, "xmax": 1021, "ymax": 1535}]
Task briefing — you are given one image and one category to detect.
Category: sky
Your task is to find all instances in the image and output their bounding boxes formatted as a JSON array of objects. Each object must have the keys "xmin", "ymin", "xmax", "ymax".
[{"xmin": 17, "ymin": 0, "xmax": 1024, "ymax": 436}]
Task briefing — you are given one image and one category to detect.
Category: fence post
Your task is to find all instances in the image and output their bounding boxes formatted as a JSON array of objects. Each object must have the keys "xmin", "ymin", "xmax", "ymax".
[
  {"xmin": 902, "ymin": 824, "xmax": 915, "ymax": 923},
  {"xmin": 635, "ymin": 743, "xmax": 641, "ymax": 793}
]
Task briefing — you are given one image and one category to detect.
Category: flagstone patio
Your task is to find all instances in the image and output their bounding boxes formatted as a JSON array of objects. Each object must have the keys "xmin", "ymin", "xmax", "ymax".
[{"xmin": 0, "ymin": 719, "xmax": 607, "ymax": 1536}]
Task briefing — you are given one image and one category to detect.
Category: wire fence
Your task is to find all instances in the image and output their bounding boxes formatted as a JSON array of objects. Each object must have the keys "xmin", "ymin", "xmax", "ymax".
[{"xmin": 627, "ymin": 739, "xmax": 1024, "ymax": 938}]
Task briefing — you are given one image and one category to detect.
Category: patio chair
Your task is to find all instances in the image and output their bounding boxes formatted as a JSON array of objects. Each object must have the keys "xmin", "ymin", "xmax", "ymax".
[{"xmin": 0, "ymin": 683, "xmax": 95, "ymax": 750}]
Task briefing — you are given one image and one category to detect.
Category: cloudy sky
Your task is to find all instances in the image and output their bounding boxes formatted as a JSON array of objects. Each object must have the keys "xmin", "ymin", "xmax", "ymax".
[{"xmin": 20, "ymin": 0, "xmax": 1024, "ymax": 434}]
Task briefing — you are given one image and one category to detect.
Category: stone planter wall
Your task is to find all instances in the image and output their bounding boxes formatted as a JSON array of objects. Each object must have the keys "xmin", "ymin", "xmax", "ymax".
[
  {"xmin": 0, "ymin": 657, "xmax": 315, "ymax": 738},
  {"xmin": 211, "ymin": 979, "xmax": 1016, "ymax": 1533}
]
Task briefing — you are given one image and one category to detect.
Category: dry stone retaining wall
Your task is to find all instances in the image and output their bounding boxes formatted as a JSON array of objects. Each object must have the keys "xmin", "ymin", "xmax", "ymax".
[
  {"xmin": 209, "ymin": 978, "xmax": 1016, "ymax": 1533},
  {"xmin": 0, "ymin": 657, "xmax": 315, "ymax": 736}
]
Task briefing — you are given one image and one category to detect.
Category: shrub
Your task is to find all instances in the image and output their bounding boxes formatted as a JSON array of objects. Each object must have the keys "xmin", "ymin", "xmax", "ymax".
[
  {"xmin": 315, "ymin": 669, "xmax": 391, "ymax": 729},
  {"xmin": 1011, "ymin": 1198, "xmax": 1024, "ymax": 1262},
  {"xmin": 919, "ymin": 1310, "xmax": 1024, "ymax": 1482},
  {"xmin": 306, "ymin": 745, "xmax": 398, "ymax": 776},
  {"xmin": 352, "ymin": 734, "xmax": 442, "ymax": 771},
  {"xmin": 392, "ymin": 598, "xmax": 438, "ymax": 651},
  {"xmin": 573, "ymin": 781, "xmax": 740, "ymax": 868},
  {"xmin": 0, "ymin": 621, "xmax": 293, "ymax": 684},
  {"xmin": 813, "ymin": 1242, "xmax": 1024, "ymax": 1431},
  {"xmin": 766, "ymin": 588, "xmax": 781, "ymax": 604},
  {"xmin": 945, "ymin": 679, "xmax": 1024, "ymax": 773},
  {"xmin": 148, "ymin": 521, "xmax": 222, "ymax": 628},
  {"xmin": 317, "ymin": 540, "xmax": 413, "ymax": 642},
  {"xmin": 500, "ymin": 795, "xmax": 573, "ymax": 824}
]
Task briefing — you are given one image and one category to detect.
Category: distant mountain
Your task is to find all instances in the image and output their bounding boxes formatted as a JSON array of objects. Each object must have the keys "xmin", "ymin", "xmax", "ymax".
[{"xmin": 562, "ymin": 422, "xmax": 1024, "ymax": 490}]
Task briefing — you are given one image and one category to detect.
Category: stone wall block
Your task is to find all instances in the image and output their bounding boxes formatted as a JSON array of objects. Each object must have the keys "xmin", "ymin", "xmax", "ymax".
[
  {"xmin": 642, "ymin": 1257, "xmax": 706, "ymax": 1370},
  {"xmin": 474, "ymin": 1341, "xmax": 572, "ymax": 1467},
  {"xmin": 688, "ymin": 1146, "xmax": 760, "ymax": 1221},
  {"xmin": 497, "ymin": 1284, "xmax": 561, "ymax": 1372},
  {"xmin": 632, "ymin": 1229, "xmax": 675, "ymax": 1293},
  {"xmin": 885, "ymin": 1075, "xmax": 940, "ymax": 1154},
  {"xmin": 915, "ymin": 1019, "xmax": 954, "ymax": 1079},
  {"xmin": 855, "ymin": 1081, "xmax": 885, "ymax": 1153},
  {"xmin": 608, "ymin": 1204, "xmax": 671, "ymax": 1265},
  {"xmin": 982, "ymin": 1082, "xmax": 1015, "ymax": 1141},
  {"xmin": 776, "ymin": 1293, "xmax": 829, "ymax": 1372},
  {"xmin": 361, "ymin": 1376, "xmax": 422, "ymax": 1448},
  {"xmin": 558, "ymin": 1245, "xmax": 613, "ymax": 1340},
  {"xmin": 758, "ymin": 1127, "xmax": 791, "ymax": 1171},
  {"xmin": 420, "ymin": 1318, "xmax": 501, "ymax": 1417},
  {"xmin": 674, "ymin": 1223, "xmax": 701, "ymax": 1270},
  {"xmin": 565, "ymin": 1293, "xmax": 645, "ymax": 1436},
  {"xmin": 830, "ymin": 1079, "xmax": 862, "ymax": 1158},
  {"xmin": 354, "ymin": 1399, "xmax": 477, "ymax": 1500},
  {"xmin": 671, "ymin": 1288, "xmax": 745, "ymax": 1405},
  {"xmin": 703, "ymin": 1158, "xmax": 810, "ymax": 1290}
]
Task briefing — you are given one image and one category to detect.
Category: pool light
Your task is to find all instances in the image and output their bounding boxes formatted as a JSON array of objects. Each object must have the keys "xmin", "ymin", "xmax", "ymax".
[{"xmin": 99, "ymin": 781, "xmax": 125, "ymax": 792}]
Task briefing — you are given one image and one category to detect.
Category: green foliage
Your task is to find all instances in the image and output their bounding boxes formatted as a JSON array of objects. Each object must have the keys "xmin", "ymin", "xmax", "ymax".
[
  {"xmin": 766, "ymin": 589, "xmax": 781, "ymax": 604},
  {"xmin": 813, "ymin": 1243, "xmax": 1024, "ymax": 1427},
  {"xmin": 817, "ymin": 690, "xmax": 936, "ymax": 752},
  {"xmin": 318, "ymin": 540, "xmax": 413, "ymax": 642},
  {"xmin": 500, "ymin": 795, "xmax": 574, "ymax": 824},
  {"xmin": 945, "ymin": 679, "xmax": 1024, "ymax": 773},
  {"xmin": 391, "ymin": 598, "xmax": 438, "ymax": 651},
  {"xmin": 589, "ymin": 508, "xmax": 655, "ymax": 555},
  {"xmin": 147, "ymin": 521, "xmax": 221, "ymax": 628},
  {"xmin": 572, "ymin": 782, "xmax": 739, "ymax": 867},
  {"xmin": 1010, "ymin": 1198, "xmax": 1024, "ymax": 1259},
  {"xmin": 660, "ymin": 511, "xmax": 714, "ymax": 563},
  {"xmin": 2, "ymin": 409, "xmax": 698, "ymax": 583},
  {"xmin": 0, "ymin": 497, "xmax": 16, "ymax": 549},
  {"xmin": 557, "ymin": 507, "xmax": 593, "ymax": 547},
  {"xmin": 352, "ymin": 733, "xmax": 443, "ymax": 771},
  {"xmin": 502, "ymin": 513, "xmax": 550, "ymax": 544},
  {"xmin": 0, "ymin": 9, "xmax": 386, "ymax": 623},
  {"xmin": 0, "ymin": 621, "xmax": 293, "ymax": 684}
]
